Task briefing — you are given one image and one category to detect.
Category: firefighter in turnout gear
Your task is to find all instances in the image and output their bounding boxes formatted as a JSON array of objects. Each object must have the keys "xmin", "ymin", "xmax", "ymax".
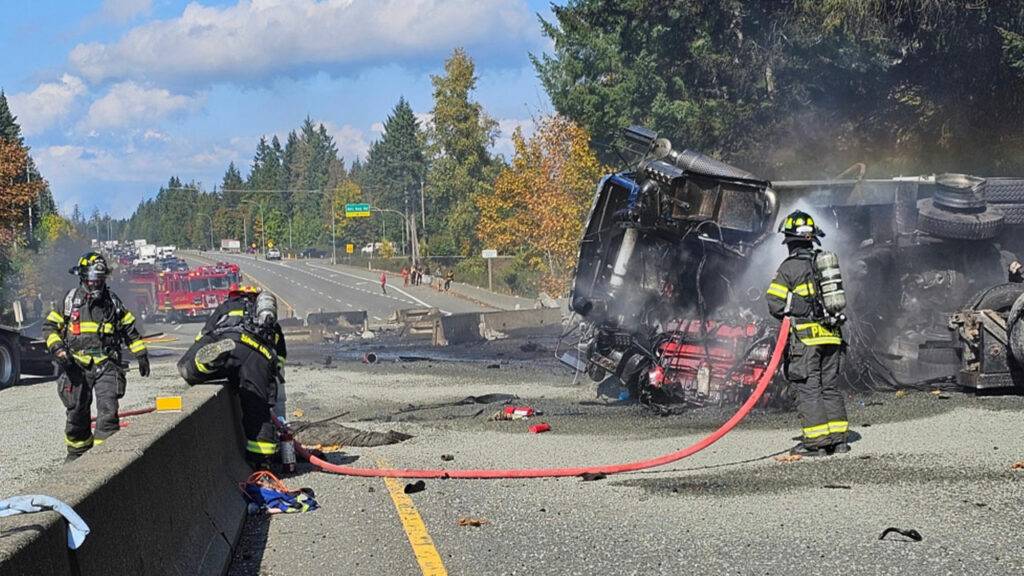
[
  {"xmin": 176, "ymin": 285, "xmax": 287, "ymax": 467},
  {"xmin": 766, "ymin": 211, "xmax": 850, "ymax": 457},
  {"xmin": 42, "ymin": 252, "xmax": 150, "ymax": 461}
]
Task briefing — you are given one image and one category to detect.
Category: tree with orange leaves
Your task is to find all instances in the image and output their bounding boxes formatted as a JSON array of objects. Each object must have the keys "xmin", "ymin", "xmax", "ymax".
[
  {"xmin": 0, "ymin": 139, "xmax": 45, "ymax": 253},
  {"xmin": 477, "ymin": 115, "xmax": 607, "ymax": 294}
]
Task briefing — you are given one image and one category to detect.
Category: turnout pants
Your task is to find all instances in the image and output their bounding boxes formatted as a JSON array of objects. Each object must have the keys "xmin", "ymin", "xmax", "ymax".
[
  {"xmin": 58, "ymin": 361, "xmax": 126, "ymax": 455},
  {"xmin": 178, "ymin": 332, "xmax": 279, "ymax": 463},
  {"xmin": 784, "ymin": 341, "xmax": 848, "ymax": 449}
]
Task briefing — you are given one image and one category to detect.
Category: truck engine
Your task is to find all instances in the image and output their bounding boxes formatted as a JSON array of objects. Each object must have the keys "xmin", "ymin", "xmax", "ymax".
[{"xmin": 570, "ymin": 126, "xmax": 780, "ymax": 407}]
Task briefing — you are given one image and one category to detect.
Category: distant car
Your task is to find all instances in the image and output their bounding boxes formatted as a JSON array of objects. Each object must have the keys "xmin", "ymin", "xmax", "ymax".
[
  {"xmin": 361, "ymin": 242, "xmax": 382, "ymax": 254},
  {"xmin": 266, "ymin": 248, "xmax": 282, "ymax": 260},
  {"xmin": 301, "ymin": 247, "xmax": 326, "ymax": 258}
]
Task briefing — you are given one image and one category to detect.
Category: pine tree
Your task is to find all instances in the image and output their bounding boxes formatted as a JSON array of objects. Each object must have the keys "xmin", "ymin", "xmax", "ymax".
[
  {"xmin": 0, "ymin": 91, "xmax": 24, "ymax": 145},
  {"xmin": 364, "ymin": 97, "xmax": 427, "ymax": 217},
  {"xmin": 425, "ymin": 49, "xmax": 499, "ymax": 256}
]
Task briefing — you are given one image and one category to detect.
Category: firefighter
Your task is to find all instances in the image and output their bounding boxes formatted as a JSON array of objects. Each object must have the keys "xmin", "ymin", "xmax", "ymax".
[
  {"xmin": 43, "ymin": 252, "xmax": 150, "ymax": 462},
  {"xmin": 176, "ymin": 286, "xmax": 287, "ymax": 467},
  {"xmin": 766, "ymin": 210, "xmax": 849, "ymax": 457}
]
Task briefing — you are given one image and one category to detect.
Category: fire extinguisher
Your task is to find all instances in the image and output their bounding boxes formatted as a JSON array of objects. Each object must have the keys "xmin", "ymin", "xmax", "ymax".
[{"xmin": 279, "ymin": 421, "xmax": 297, "ymax": 474}]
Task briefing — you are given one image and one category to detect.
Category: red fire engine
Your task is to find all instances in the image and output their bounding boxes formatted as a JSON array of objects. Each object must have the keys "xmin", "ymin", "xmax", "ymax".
[{"xmin": 121, "ymin": 262, "xmax": 241, "ymax": 321}]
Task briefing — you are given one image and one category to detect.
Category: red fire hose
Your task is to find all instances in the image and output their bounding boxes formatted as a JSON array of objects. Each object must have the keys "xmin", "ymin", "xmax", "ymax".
[
  {"xmin": 296, "ymin": 317, "xmax": 790, "ymax": 479},
  {"xmin": 90, "ymin": 406, "xmax": 157, "ymax": 429}
]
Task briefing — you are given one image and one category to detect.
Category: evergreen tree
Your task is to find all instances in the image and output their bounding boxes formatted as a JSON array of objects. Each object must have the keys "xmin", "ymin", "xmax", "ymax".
[
  {"xmin": 0, "ymin": 91, "xmax": 23, "ymax": 145},
  {"xmin": 363, "ymin": 98, "xmax": 427, "ymax": 222},
  {"xmin": 425, "ymin": 49, "xmax": 499, "ymax": 256}
]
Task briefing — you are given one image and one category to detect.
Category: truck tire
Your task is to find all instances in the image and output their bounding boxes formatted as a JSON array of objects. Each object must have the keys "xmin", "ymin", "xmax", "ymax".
[
  {"xmin": 0, "ymin": 333, "xmax": 20, "ymax": 389},
  {"xmin": 991, "ymin": 203, "xmax": 1024, "ymax": 225},
  {"xmin": 967, "ymin": 282, "xmax": 1024, "ymax": 312},
  {"xmin": 983, "ymin": 179, "xmax": 1024, "ymax": 203},
  {"xmin": 917, "ymin": 198, "xmax": 1004, "ymax": 240}
]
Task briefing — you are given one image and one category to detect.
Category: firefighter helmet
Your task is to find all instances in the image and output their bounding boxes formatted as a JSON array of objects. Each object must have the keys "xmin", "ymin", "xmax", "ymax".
[
  {"xmin": 779, "ymin": 210, "xmax": 824, "ymax": 244},
  {"xmin": 229, "ymin": 285, "xmax": 261, "ymax": 298},
  {"xmin": 71, "ymin": 251, "xmax": 110, "ymax": 296}
]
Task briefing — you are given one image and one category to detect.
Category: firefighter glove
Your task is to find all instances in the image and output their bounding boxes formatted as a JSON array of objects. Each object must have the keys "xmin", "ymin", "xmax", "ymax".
[
  {"xmin": 53, "ymin": 345, "xmax": 71, "ymax": 367},
  {"xmin": 137, "ymin": 354, "xmax": 151, "ymax": 377}
]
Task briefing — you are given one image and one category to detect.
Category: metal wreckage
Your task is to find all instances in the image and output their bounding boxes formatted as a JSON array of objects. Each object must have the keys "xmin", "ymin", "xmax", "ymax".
[{"xmin": 569, "ymin": 126, "xmax": 1024, "ymax": 410}]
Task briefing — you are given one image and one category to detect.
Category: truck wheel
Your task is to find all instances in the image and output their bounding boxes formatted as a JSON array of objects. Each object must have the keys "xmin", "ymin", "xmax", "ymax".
[
  {"xmin": 991, "ymin": 203, "xmax": 1024, "ymax": 225},
  {"xmin": 0, "ymin": 334, "xmax": 21, "ymax": 389},
  {"xmin": 917, "ymin": 198, "xmax": 1004, "ymax": 240},
  {"xmin": 966, "ymin": 282, "xmax": 1024, "ymax": 312},
  {"xmin": 983, "ymin": 179, "xmax": 1024, "ymax": 203}
]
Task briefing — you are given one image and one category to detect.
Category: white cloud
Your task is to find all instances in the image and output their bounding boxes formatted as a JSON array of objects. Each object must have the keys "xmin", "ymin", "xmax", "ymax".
[
  {"xmin": 101, "ymin": 0, "xmax": 153, "ymax": 23},
  {"xmin": 7, "ymin": 75, "xmax": 87, "ymax": 136},
  {"xmin": 69, "ymin": 0, "xmax": 539, "ymax": 85},
  {"xmin": 80, "ymin": 82, "xmax": 201, "ymax": 130},
  {"xmin": 492, "ymin": 117, "xmax": 535, "ymax": 158},
  {"xmin": 142, "ymin": 128, "xmax": 169, "ymax": 142},
  {"xmin": 316, "ymin": 121, "xmax": 370, "ymax": 163}
]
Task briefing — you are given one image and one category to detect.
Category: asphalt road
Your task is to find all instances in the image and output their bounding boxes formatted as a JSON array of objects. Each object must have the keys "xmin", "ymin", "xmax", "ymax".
[
  {"xmin": 185, "ymin": 252, "xmax": 487, "ymax": 321},
  {"xmin": 229, "ymin": 361, "xmax": 1024, "ymax": 576},
  {"xmin": 202, "ymin": 254, "xmax": 1024, "ymax": 576}
]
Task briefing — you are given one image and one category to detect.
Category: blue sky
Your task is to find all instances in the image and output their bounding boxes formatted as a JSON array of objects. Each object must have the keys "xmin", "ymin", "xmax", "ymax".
[{"xmin": 0, "ymin": 0, "xmax": 557, "ymax": 218}]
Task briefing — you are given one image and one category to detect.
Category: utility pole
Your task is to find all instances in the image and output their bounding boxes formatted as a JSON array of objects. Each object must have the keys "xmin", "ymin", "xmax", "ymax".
[{"xmin": 331, "ymin": 196, "xmax": 337, "ymax": 265}]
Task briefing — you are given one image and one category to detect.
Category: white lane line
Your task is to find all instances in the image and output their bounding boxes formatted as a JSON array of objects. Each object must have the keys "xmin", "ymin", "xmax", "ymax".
[{"xmin": 306, "ymin": 262, "xmax": 442, "ymax": 312}]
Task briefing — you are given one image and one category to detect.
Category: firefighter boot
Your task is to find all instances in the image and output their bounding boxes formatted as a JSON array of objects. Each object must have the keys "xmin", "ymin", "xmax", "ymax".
[
  {"xmin": 829, "ymin": 442, "xmax": 852, "ymax": 454},
  {"xmin": 789, "ymin": 443, "xmax": 827, "ymax": 457},
  {"xmin": 196, "ymin": 338, "xmax": 236, "ymax": 367}
]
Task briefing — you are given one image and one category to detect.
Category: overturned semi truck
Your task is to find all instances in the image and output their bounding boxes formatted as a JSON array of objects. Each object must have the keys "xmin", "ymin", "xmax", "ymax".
[{"xmin": 570, "ymin": 126, "xmax": 1024, "ymax": 406}]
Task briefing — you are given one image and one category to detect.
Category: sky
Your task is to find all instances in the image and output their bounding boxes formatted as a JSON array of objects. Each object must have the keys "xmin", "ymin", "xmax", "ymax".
[{"xmin": 0, "ymin": 0, "xmax": 557, "ymax": 218}]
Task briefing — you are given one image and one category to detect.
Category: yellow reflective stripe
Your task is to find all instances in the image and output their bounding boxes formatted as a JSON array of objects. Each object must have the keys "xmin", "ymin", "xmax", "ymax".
[
  {"xmin": 72, "ymin": 352, "xmax": 107, "ymax": 364},
  {"xmin": 802, "ymin": 424, "xmax": 830, "ymax": 439},
  {"xmin": 246, "ymin": 440, "xmax": 278, "ymax": 455},
  {"xmin": 766, "ymin": 283, "xmax": 789, "ymax": 299},
  {"xmin": 792, "ymin": 282, "xmax": 816, "ymax": 297},
  {"xmin": 129, "ymin": 340, "xmax": 147, "ymax": 353},
  {"xmin": 828, "ymin": 420, "xmax": 849, "ymax": 434},
  {"xmin": 46, "ymin": 310, "xmax": 65, "ymax": 325},
  {"xmin": 46, "ymin": 333, "xmax": 63, "ymax": 348},
  {"xmin": 195, "ymin": 358, "xmax": 213, "ymax": 374},
  {"xmin": 121, "ymin": 312, "xmax": 136, "ymax": 325},
  {"xmin": 793, "ymin": 322, "xmax": 841, "ymax": 346},
  {"xmin": 800, "ymin": 336, "xmax": 842, "ymax": 346},
  {"xmin": 195, "ymin": 333, "xmax": 204, "ymax": 342},
  {"xmin": 227, "ymin": 309, "xmax": 245, "ymax": 317},
  {"xmin": 77, "ymin": 322, "xmax": 115, "ymax": 334},
  {"xmin": 240, "ymin": 333, "xmax": 273, "ymax": 360},
  {"xmin": 93, "ymin": 438, "xmax": 105, "ymax": 446},
  {"xmin": 64, "ymin": 435, "xmax": 94, "ymax": 449}
]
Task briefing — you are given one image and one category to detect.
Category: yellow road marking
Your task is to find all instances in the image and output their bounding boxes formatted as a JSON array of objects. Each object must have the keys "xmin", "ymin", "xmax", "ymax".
[{"xmin": 378, "ymin": 460, "xmax": 447, "ymax": 576}]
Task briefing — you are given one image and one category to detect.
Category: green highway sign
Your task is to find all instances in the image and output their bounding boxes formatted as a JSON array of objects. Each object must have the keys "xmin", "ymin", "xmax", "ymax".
[{"xmin": 345, "ymin": 203, "xmax": 371, "ymax": 218}]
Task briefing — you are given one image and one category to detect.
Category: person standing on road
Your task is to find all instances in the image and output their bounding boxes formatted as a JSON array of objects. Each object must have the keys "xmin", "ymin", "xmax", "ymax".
[
  {"xmin": 42, "ymin": 252, "xmax": 151, "ymax": 462},
  {"xmin": 401, "ymin": 266, "xmax": 410, "ymax": 287},
  {"xmin": 177, "ymin": 286, "xmax": 287, "ymax": 468},
  {"xmin": 444, "ymin": 269, "xmax": 454, "ymax": 292},
  {"xmin": 766, "ymin": 210, "xmax": 849, "ymax": 457},
  {"xmin": 380, "ymin": 271, "xmax": 388, "ymax": 294}
]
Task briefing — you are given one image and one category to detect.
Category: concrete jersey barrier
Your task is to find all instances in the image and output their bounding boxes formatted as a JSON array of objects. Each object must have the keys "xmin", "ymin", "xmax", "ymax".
[{"xmin": 0, "ymin": 386, "xmax": 250, "ymax": 576}]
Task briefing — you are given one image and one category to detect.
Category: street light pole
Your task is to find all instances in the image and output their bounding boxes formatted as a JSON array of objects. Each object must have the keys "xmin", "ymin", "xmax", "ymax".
[
  {"xmin": 332, "ymin": 196, "xmax": 337, "ymax": 265},
  {"xmin": 198, "ymin": 213, "xmax": 214, "ymax": 249}
]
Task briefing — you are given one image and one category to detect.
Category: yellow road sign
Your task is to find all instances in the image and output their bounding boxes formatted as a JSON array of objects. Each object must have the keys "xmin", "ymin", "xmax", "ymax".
[{"xmin": 346, "ymin": 243, "xmax": 354, "ymax": 254}]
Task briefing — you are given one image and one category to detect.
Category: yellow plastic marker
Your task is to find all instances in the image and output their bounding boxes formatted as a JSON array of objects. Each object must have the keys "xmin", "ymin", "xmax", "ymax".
[{"xmin": 155, "ymin": 396, "xmax": 183, "ymax": 412}]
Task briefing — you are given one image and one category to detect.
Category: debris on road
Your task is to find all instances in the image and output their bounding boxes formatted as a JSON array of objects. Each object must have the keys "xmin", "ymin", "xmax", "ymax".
[
  {"xmin": 895, "ymin": 390, "xmax": 909, "ymax": 399},
  {"xmin": 879, "ymin": 527, "xmax": 923, "ymax": 542},
  {"xmin": 1011, "ymin": 460, "xmax": 1024, "ymax": 470},
  {"xmin": 457, "ymin": 517, "xmax": 489, "ymax": 527},
  {"xmin": 241, "ymin": 471, "xmax": 319, "ymax": 515},
  {"xmin": 292, "ymin": 421, "xmax": 412, "ymax": 447},
  {"xmin": 490, "ymin": 405, "xmax": 536, "ymax": 421},
  {"xmin": 292, "ymin": 409, "xmax": 304, "ymax": 418},
  {"xmin": 404, "ymin": 480, "xmax": 425, "ymax": 494},
  {"xmin": 580, "ymin": 472, "xmax": 606, "ymax": 482},
  {"xmin": 529, "ymin": 422, "xmax": 552, "ymax": 434},
  {"xmin": 823, "ymin": 484, "xmax": 852, "ymax": 490},
  {"xmin": 362, "ymin": 352, "xmax": 378, "ymax": 364},
  {"xmin": 441, "ymin": 454, "xmax": 455, "ymax": 462},
  {"xmin": 774, "ymin": 454, "xmax": 803, "ymax": 463}
]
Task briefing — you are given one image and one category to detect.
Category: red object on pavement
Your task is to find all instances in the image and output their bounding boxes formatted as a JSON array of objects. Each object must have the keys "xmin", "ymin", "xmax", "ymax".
[
  {"xmin": 502, "ymin": 406, "xmax": 535, "ymax": 418},
  {"xmin": 529, "ymin": 423, "xmax": 551, "ymax": 434}
]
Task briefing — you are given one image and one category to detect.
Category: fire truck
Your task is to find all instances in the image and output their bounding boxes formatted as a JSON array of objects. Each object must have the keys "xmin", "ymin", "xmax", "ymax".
[{"xmin": 121, "ymin": 263, "xmax": 241, "ymax": 322}]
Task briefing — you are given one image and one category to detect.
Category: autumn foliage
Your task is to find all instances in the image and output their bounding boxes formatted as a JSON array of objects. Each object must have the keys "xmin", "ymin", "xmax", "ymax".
[
  {"xmin": 476, "ymin": 116, "xmax": 607, "ymax": 294},
  {"xmin": 0, "ymin": 139, "xmax": 45, "ymax": 253}
]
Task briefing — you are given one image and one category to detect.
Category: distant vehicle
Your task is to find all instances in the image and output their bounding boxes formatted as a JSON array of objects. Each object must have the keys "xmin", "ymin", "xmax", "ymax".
[
  {"xmin": 266, "ymin": 248, "xmax": 282, "ymax": 260},
  {"xmin": 301, "ymin": 247, "xmax": 326, "ymax": 258},
  {"xmin": 220, "ymin": 239, "xmax": 241, "ymax": 253},
  {"xmin": 361, "ymin": 242, "xmax": 383, "ymax": 254},
  {"xmin": 158, "ymin": 257, "xmax": 188, "ymax": 272},
  {"xmin": 133, "ymin": 244, "xmax": 158, "ymax": 266},
  {"xmin": 157, "ymin": 245, "xmax": 177, "ymax": 259}
]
